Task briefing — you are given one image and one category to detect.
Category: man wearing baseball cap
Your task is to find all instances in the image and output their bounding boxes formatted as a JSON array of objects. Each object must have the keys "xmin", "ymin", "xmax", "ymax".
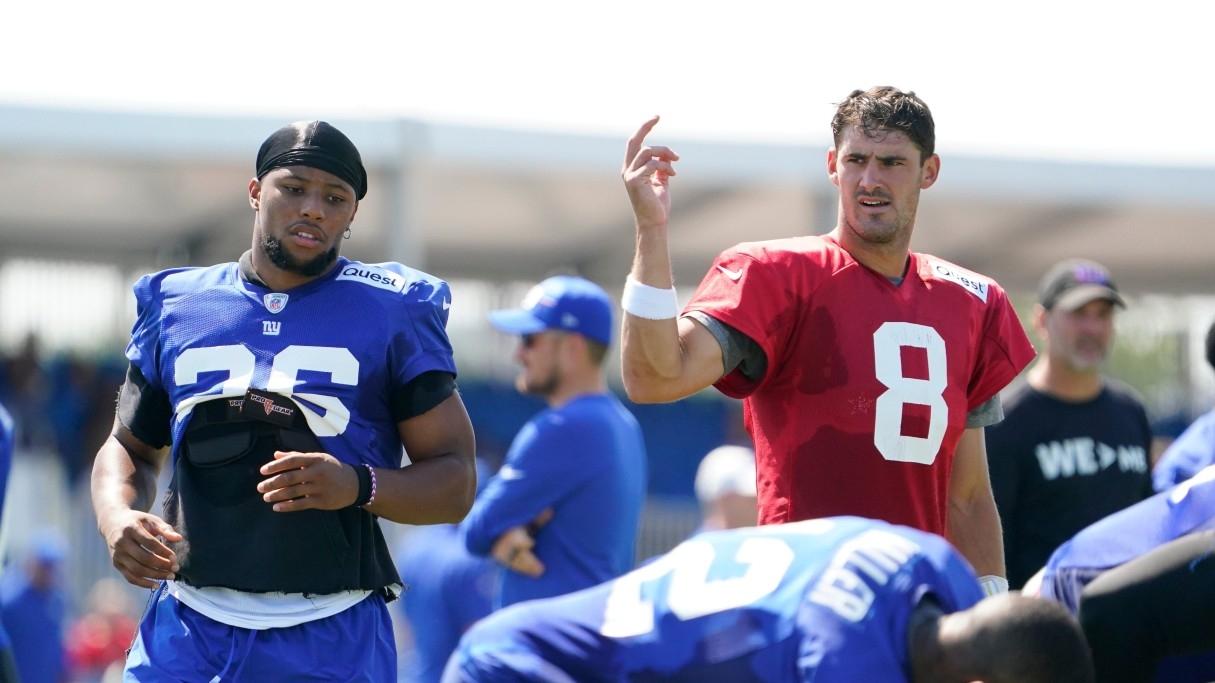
[
  {"xmin": 461, "ymin": 275, "xmax": 647, "ymax": 608},
  {"xmin": 986, "ymin": 258, "xmax": 1154, "ymax": 590},
  {"xmin": 694, "ymin": 444, "xmax": 758, "ymax": 532}
]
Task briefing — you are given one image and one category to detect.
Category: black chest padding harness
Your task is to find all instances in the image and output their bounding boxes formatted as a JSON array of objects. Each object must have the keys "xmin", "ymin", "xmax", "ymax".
[{"xmin": 164, "ymin": 393, "xmax": 400, "ymax": 597}]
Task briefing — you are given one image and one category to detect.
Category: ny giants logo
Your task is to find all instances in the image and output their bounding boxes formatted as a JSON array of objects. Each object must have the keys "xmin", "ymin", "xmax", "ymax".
[{"xmin": 1071, "ymin": 264, "xmax": 1111, "ymax": 286}]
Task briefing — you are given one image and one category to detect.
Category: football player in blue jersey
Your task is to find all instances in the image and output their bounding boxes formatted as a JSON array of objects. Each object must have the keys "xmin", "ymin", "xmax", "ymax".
[
  {"xmin": 1152, "ymin": 319, "xmax": 1215, "ymax": 491},
  {"xmin": 89, "ymin": 120, "xmax": 476, "ymax": 681},
  {"xmin": 1026, "ymin": 464, "xmax": 1215, "ymax": 682},
  {"xmin": 444, "ymin": 516, "xmax": 1092, "ymax": 683},
  {"xmin": 0, "ymin": 403, "xmax": 19, "ymax": 683}
]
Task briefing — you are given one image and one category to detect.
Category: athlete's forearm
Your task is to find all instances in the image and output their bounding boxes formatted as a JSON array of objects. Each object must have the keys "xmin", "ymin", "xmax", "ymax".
[
  {"xmin": 947, "ymin": 428, "xmax": 1006, "ymax": 579},
  {"xmin": 947, "ymin": 487, "xmax": 1006, "ymax": 579},
  {"xmin": 622, "ymin": 224, "xmax": 688, "ymax": 402},
  {"xmin": 363, "ymin": 451, "xmax": 475, "ymax": 525},
  {"xmin": 91, "ymin": 431, "xmax": 180, "ymax": 589},
  {"xmin": 630, "ymin": 222, "xmax": 674, "ymax": 289},
  {"xmin": 621, "ymin": 319, "xmax": 686, "ymax": 398},
  {"xmin": 91, "ymin": 434, "xmax": 160, "ymax": 521}
]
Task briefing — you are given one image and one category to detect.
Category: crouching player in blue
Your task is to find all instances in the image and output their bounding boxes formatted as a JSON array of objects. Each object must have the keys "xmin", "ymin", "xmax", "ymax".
[
  {"xmin": 1152, "ymin": 320, "xmax": 1215, "ymax": 490},
  {"xmin": 1026, "ymin": 464, "xmax": 1215, "ymax": 682},
  {"xmin": 90, "ymin": 120, "xmax": 476, "ymax": 681},
  {"xmin": 444, "ymin": 517, "xmax": 1092, "ymax": 683}
]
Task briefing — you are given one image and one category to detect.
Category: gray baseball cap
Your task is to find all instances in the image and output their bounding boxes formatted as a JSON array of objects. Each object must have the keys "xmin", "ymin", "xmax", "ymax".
[{"xmin": 1038, "ymin": 258, "xmax": 1125, "ymax": 311}]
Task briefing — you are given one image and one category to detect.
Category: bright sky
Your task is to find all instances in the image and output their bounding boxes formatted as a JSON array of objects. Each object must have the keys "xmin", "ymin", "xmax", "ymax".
[{"xmin": 4, "ymin": 1, "xmax": 1211, "ymax": 166}]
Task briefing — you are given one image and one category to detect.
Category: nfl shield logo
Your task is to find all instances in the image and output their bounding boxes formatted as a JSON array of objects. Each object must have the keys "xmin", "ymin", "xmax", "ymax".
[{"xmin": 263, "ymin": 293, "xmax": 289, "ymax": 314}]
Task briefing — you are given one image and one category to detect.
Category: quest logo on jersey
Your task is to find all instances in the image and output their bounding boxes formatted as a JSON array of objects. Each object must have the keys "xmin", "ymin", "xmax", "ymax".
[
  {"xmin": 930, "ymin": 261, "xmax": 989, "ymax": 303},
  {"xmin": 336, "ymin": 264, "xmax": 406, "ymax": 293}
]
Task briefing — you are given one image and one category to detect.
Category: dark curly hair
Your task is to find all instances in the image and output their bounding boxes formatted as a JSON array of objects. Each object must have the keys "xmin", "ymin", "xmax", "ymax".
[{"xmin": 831, "ymin": 86, "xmax": 935, "ymax": 161}]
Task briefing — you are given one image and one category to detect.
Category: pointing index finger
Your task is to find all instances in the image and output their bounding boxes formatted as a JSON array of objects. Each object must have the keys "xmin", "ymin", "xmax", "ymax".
[{"xmin": 624, "ymin": 116, "xmax": 661, "ymax": 168}]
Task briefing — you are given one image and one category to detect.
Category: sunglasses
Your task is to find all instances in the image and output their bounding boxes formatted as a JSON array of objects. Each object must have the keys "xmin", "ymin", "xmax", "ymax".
[{"xmin": 521, "ymin": 331, "xmax": 566, "ymax": 349}]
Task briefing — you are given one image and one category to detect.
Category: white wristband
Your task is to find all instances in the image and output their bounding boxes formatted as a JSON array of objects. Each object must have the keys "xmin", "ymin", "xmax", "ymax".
[
  {"xmin": 979, "ymin": 575, "xmax": 1009, "ymax": 596},
  {"xmin": 622, "ymin": 277, "xmax": 679, "ymax": 320}
]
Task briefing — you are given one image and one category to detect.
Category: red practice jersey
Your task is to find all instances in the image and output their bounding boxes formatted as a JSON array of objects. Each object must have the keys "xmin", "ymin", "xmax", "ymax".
[{"xmin": 685, "ymin": 235, "xmax": 1035, "ymax": 533}]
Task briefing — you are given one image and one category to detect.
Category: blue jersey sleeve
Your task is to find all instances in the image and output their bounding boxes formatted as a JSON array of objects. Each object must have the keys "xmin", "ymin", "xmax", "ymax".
[
  {"xmin": 1153, "ymin": 411, "xmax": 1215, "ymax": 492},
  {"xmin": 389, "ymin": 270, "xmax": 457, "ymax": 387},
  {"xmin": 1041, "ymin": 463, "xmax": 1215, "ymax": 613},
  {"xmin": 0, "ymin": 404, "xmax": 13, "ymax": 530},
  {"xmin": 125, "ymin": 272, "xmax": 169, "ymax": 391},
  {"xmin": 461, "ymin": 412, "xmax": 605, "ymax": 556},
  {"xmin": 797, "ymin": 527, "xmax": 982, "ymax": 682}
]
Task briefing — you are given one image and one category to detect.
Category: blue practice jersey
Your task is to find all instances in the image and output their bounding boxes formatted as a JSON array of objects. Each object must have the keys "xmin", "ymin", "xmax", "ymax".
[
  {"xmin": 446, "ymin": 516, "xmax": 983, "ymax": 683},
  {"xmin": 1153, "ymin": 409, "xmax": 1215, "ymax": 492},
  {"xmin": 461, "ymin": 393, "xmax": 646, "ymax": 608},
  {"xmin": 126, "ymin": 257, "xmax": 456, "ymax": 467},
  {"xmin": 1038, "ymin": 464, "xmax": 1215, "ymax": 613},
  {"xmin": 0, "ymin": 402, "xmax": 12, "ymax": 530}
]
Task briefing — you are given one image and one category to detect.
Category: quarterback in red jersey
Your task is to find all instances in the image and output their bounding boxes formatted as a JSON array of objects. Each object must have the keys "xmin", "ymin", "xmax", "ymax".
[{"xmin": 620, "ymin": 86, "xmax": 1035, "ymax": 594}]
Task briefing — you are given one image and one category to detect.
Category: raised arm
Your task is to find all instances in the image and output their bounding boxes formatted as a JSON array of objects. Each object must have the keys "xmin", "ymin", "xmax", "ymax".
[{"xmin": 620, "ymin": 117, "xmax": 727, "ymax": 403}]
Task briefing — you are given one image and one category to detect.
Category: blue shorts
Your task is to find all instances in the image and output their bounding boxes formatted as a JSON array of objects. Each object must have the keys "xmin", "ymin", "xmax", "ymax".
[{"xmin": 124, "ymin": 584, "xmax": 395, "ymax": 682}]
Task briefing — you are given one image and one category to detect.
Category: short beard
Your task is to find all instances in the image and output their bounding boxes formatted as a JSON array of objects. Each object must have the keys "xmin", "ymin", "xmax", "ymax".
[
  {"xmin": 261, "ymin": 234, "xmax": 338, "ymax": 277},
  {"xmin": 1065, "ymin": 351, "xmax": 1107, "ymax": 373},
  {"xmin": 847, "ymin": 208, "xmax": 906, "ymax": 245},
  {"xmin": 518, "ymin": 369, "xmax": 559, "ymax": 398}
]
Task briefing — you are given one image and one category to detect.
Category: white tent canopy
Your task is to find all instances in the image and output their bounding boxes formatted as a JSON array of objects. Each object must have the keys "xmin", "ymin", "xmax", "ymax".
[{"xmin": 1, "ymin": 104, "xmax": 1212, "ymax": 296}]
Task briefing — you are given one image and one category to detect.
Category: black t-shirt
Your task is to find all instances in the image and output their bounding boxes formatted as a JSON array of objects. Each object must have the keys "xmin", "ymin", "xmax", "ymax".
[{"xmin": 986, "ymin": 380, "xmax": 1154, "ymax": 588}]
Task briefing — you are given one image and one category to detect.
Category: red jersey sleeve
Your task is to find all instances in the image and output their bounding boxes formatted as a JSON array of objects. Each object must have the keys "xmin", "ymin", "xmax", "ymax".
[
  {"xmin": 967, "ymin": 284, "xmax": 1036, "ymax": 409},
  {"xmin": 683, "ymin": 245, "xmax": 799, "ymax": 399}
]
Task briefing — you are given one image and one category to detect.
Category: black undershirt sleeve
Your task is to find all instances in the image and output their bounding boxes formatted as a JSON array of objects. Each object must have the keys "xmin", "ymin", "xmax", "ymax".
[
  {"xmin": 116, "ymin": 363, "xmax": 172, "ymax": 448},
  {"xmin": 966, "ymin": 395, "xmax": 1003, "ymax": 428},
  {"xmin": 683, "ymin": 311, "xmax": 768, "ymax": 382},
  {"xmin": 390, "ymin": 371, "xmax": 457, "ymax": 422},
  {"xmin": 1079, "ymin": 530, "xmax": 1215, "ymax": 683}
]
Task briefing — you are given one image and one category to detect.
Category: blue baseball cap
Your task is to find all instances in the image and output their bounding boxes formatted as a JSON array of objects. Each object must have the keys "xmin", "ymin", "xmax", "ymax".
[
  {"xmin": 30, "ymin": 531, "xmax": 67, "ymax": 564},
  {"xmin": 488, "ymin": 275, "xmax": 613, "ymax": 346}
]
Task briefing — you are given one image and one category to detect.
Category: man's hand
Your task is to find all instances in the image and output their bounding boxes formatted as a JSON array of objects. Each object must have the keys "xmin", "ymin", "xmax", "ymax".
[
  {"xmin": 492, "ymin": 527, "xmax": 544, "ymax": 577},
  {"xmin": 258, "ymin": 450, "xmax": 360, "ymax": 512},
  {"xmin": 99, "ymin": 509, "xmax": 182, "ymax": 590},
  {"xmin": 622, "ymin": 116, "xmax": 679, "ymax": 230},
  {"xmin": 491, "ymin": 508, "xmax": 555, "ymax": 578}
]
